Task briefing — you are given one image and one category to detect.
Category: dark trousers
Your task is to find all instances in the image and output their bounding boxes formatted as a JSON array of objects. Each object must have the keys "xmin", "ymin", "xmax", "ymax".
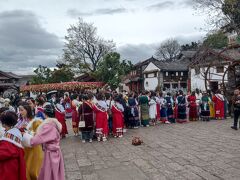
[{"xmin": 233, "ymin": 109, "xmax": 240, "ymax": 128}]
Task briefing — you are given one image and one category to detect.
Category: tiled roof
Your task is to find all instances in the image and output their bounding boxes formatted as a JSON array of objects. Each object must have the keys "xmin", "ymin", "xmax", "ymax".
[
  {"xmin": 153, "ymin": 59, "xmax": 190, "ymax": 71},
  {"xmin": 0, "ymin": 71, "xmax": 21, "ymax": 79},
  {"xmin": 134, "ymin": 56, "xmax": 159, "ymax": 67}
]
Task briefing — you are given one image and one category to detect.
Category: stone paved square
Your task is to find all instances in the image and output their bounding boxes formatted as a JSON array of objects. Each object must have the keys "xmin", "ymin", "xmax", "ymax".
[{"xmin": 61, "ymin": 119, "xmax": 240, "ymax": 180}]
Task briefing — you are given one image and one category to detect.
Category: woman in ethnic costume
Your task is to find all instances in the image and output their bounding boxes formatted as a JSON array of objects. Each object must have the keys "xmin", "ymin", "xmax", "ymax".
[
  {"xmin": 0, "ymin": 110, "xmax": 26, "ymax": 180},
  {"xmin": 200, "ymin": 92, "xmax": 211, "ymax": 121},
  {"xmin": 159, "ymin": 92, "xmax": 170, "ymax": 124},
  {"xmin": 92, "ymin": 93, "xmax": 109, "ymax": 142},
  {"xmin": 187, "ymin": 91, "xmax": 198, "ymax": 121},
  {"xmin": 79, "ymin": 94, "xmax": 94, "ymax": 143},
  {"xmin": 35, "ymin": 95, "xmax": 46, "ymax": 120},
  {"xmin": 149, "ymin": 91, "xmax": 157, "ymax": 125},
  {"xmin": 26, "ymin": 98, "xmax": 36, "ymax": 117},
  {"xmin": 165, "ymin": 92, "xmax": 175, "ymax": 123},
  {"xmin": 23, "ymin": 104, "xmax": 65, "ymax": 180},
  {"xmin": 112, "ymin": 95, "xmax": 124, "ymax": 137},
  {"xmin": 63, "ymin": 92, "xmax": 72, "ymax": 118},
  {"xmin": 139, "ymin": 91, "xmax": 150, "ymax": 127},
  {"xmin": 16, "ymin": 102, "xmax": 33, "ymax": 131},
  {"xmin": 176, "ymin": 90, "xmax": 187, "ymax": 123},
  {"xmin": 128, "ymin": 93, "xmax": 140, "ymax": 128},
  {"xmin": 105, "ymin": 93, "xmax": 113, "ymax": 134},
  {"xmin": 207, "ymin": 90, "xmax": 215, "ymax": 119},
  {"xmin": 195, "ymin": 88, "xmax": 202, "ymax": 118},
  {"xmin": 71, "ymin": 94, "xmax": 81, "ymax": 136},
  {"xmin": 55, "ymin": 98, "xmax": 68, "ymax": 138},
  {"xmin": 16, "ymin": 102, "xmax": 43, "ymax": 180},
  {"xmin": 155, "ymin": 92, "xmax": 161, "ymax": 121},
  {"xmin": 24, "ymin": 118, "xmax": 44, "ymax": 180},
  {"xmin": 212, "ymin": 90, "xmax": 225, "ymax": 120}
]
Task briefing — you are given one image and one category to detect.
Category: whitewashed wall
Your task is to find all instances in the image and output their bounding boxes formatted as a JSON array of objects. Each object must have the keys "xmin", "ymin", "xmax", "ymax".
[
  {"xmin": 190, "ymin": 66, "xmax": 228, "ymax": 91},
  {"xmin": 144, "ymin": 76, "xmax": 158, "ymax": 91},
  {"xmin": 143, "ymin": 62, "xmax": 160, "ymax": 91}
]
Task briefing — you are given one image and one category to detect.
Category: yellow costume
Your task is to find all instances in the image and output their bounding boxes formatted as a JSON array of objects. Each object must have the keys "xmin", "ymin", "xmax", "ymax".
[
  {"xmin": 24, "ymin": 119, "xmax": 43, "ymax": 180},
  {"xmin": 209, "ymin": 102, "xmax": 215, "ymax": 119}
]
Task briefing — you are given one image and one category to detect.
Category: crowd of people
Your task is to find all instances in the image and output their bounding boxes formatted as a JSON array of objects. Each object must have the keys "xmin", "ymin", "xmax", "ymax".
[{"xmin": 0, "ymin": 88, "xmax": 240, "ymax": 180}]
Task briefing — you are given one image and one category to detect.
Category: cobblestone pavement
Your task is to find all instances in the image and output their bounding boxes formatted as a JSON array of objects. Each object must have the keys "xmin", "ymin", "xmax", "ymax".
[{"xmin": 61, "ymin": 119, "xmax": 240, "ymax": 180}]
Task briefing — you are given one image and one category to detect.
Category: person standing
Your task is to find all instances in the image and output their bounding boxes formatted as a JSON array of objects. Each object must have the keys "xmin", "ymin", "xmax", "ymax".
[
  {"xmin": 128, "ymin": 93, "xmax": 140, "ymax": 128},
  {"xmin": 139, "ymin": 91, "xmax": 150, "ymax": 127},
  {"xmin": 212, "ymin": 90, "xmax": 225, "ymax": 120},
  {"xmin": 165, "ymin": 92, "xmax": 175, "ymax": 123},
  {"xmin": 200, "ymin": 92, "xmax": 211, "ymax": 121},
  {"xmin": 0, "ymin": 110, "xmax": 26, "ymax": 180},
  {"xmin": 231, "ymin": 89, "xmax": 240, "ymax": 130},
  {"xmin": 111, "ymin": 95, "xmax": 124, "ymax": 137},
  {"xmin": 92, "ymin": 93, "xmax": 109, "ymax": 142},
  {"xmin": 159, "ymin": 92, "xmax": 170, "ymax": 124},
  {"xmin": 149, "ymin": 92, "xmax": 157, "ymax": 125},
  {"xmin": 24, "ymin": 118, "xmax": 44, "ymax": 180},
  {"xmin": 15, "ymin": 102, "xmax": 33, "ymax": 131},
  {"xmin": 79, "ymin": 94, "xmax": 94, "ymax": 143},
  {"xmin": 55, "ymin": 98, "xmax": 68, "ymax": 138},
  {"xmin": 176, "ymin": 90, "xmax": 187, "ymax": 123},
  {"xmin": 71, "ymin": 94, "xmax": 80, "ymax": 136},
  {"xmin": 187, "ymin": 91, "xmax": 198, "ymax": 121},
  {"xmin": 105, "ymin": 93, "xmax": 113, "ymax": 134},
  {"xmin": 22, "ymin": 104, "xmax": 65, "ymax": 180}
]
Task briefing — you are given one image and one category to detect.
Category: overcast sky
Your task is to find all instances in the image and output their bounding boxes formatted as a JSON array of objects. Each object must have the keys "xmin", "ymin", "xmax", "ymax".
[{"xmin": 0, "ymin": 0, "xmax": 208, "ymax": 75}]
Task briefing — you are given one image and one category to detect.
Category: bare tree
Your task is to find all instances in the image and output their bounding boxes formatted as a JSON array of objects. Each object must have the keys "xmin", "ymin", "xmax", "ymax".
[
  {"xmin": 63, "ymin": 18, "xmax": 115, "ymax": 73},
  {"xmin": 193, "ymin": 0, "xmax": 240, "ymax": 34},
  {"xmin": 155, "ymin": 39, "xmax": 181, "ymax": 61}
]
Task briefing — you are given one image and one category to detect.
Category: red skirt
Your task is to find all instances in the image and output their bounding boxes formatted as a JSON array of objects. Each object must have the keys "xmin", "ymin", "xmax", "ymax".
[
  {"xmin": 55, "ymin": 110, "xmax": 68, "ymax": 136},
  {"xmin": 156, "ymin": 104, "xmax": 160, "ymax": 120}
]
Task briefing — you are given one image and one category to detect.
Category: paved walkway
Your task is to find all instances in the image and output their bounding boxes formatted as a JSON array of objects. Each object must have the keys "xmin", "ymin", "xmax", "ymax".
[{"xmin": 61, "ymin": 119, "xmax": 240, "ymax": 180}]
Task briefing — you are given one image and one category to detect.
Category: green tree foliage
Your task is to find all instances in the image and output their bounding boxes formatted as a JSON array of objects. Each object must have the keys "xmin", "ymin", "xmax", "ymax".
[
  {"xmin": 63, "ymin": 18, "xmax": 115, "ymax": 74},
  {"xmin": 31, "ymin": 64, "xmax": 74, "ymax": 85},
  {"xmin": 31, "ymin": 65, "xmax": 52, "ymax": 84},
  {"xmin": 50, "ymin": 63, "xmax": 74, "ymax": 83},
  {"xmin": 203, "ymin": 31, "xmax": 228, "ymax": 48},
  {"xmin": 181, "ymin": 42, "xmax": 199, "ymax": 51},
  {"xmin": 94, "ymin": 52, "xmax": 133, "ymax": 90}
]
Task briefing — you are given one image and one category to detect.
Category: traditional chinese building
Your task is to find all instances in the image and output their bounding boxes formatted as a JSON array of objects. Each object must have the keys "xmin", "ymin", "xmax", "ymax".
[
  {"xmin": 189, "ymin": 46, "xmax": 240, "ymax": 92},
  {"xmin": 124, "ymin": 51, "xmax": 194, "ymax": 93},
  {"xmin": 0, "ymin": 71, "xmax": 22, "ymax": 95}
]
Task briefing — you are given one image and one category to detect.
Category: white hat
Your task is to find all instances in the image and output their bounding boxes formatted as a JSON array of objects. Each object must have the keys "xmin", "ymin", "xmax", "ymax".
[
  {"xmin": 0, "ymin": 98, "xmax": 4, "ymax": 103},
  {"xmin": 4, "ymin": 98, "xmax": 10, "ymax": 103}
]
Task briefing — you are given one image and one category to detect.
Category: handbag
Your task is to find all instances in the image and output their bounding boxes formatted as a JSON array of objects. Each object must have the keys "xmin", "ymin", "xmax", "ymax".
[
  {"xmin": 79, "ymin": 121, "xmax": 85, "ymax": 128},
  {"xmin": 79, "ymin": 103, "xmax": 85, "ymax": 128}
]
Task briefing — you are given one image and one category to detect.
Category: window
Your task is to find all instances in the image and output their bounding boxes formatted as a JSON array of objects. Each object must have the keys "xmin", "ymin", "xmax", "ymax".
[
  {"xmin": 195, "ymin": 67, "xmax": 200, "ymax": 75},
  {"xmin": 181, "ymin": 72, "xmax": 183, "ymax": 76},
  {"xmin": 216, "ymin": 66, "xmax": 224, "ymax": 73},
  {"xmin": 146, "ymin": 81, "xmax": 149, "ymax": 87},
  {"xmin": 145, "ymin": 74, "xmax": 148, "ymax": 78},
  {"xmin": 176, "ymin": 72, "xmax": 178, "ymax": 76},
  {"xmin": 154, "ymin": 72, "xmax": 157, "ymax": 77},
  {"xmin": 165, "ymin": 72, "xmax": 168, "ymax": 76}
]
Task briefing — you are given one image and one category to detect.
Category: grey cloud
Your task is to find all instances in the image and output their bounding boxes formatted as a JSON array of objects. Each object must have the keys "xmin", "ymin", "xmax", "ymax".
[
  {"xmin": 0, "ymin": 10, "xmax": 62, "ymax": 74},
  {"xmin": 180, "ymin": 0, "xmax": 195, "ymax": 8},
  {"xmin": 146, "ymin": 0, "xmax": 194, "ymax": 11},
  {"xmin": 118, "ymin": 33, "xmax": 204, "ymax": 64},
  {"xmin": 67, "ymin": 8, "xmax": 127, "ymax": 17},
  {"xmin": 147, "ymin": 1, "xmax": 174, "ymax": 11},
  {"xmin": 118, "ymin": 43, "xmax": 158, "ymax": 64}
]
